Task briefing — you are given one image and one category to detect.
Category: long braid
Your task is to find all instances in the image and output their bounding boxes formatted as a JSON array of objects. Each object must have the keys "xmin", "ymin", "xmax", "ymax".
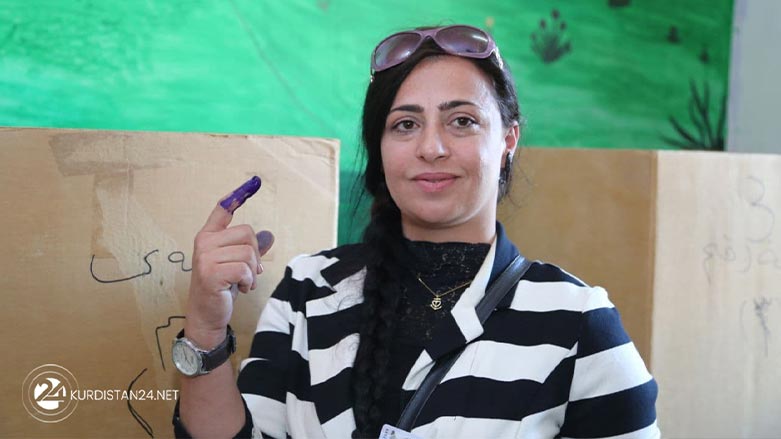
[{"xmin": 351, "ymin": 187, "xmax": 405, "ymax": 438}]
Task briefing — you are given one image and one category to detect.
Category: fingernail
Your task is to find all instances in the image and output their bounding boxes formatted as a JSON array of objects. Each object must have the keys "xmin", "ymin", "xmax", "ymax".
[
  {"xmin": 220, "ymin": 176, "xmax": 261, "ymax": 214},
  {"xmin": 256, "ymin": 230, "xmax": 274, "ymax": 250},
  {"xmin": 258, "ymin": 263, "xmax": 264, "ymax": 274}
]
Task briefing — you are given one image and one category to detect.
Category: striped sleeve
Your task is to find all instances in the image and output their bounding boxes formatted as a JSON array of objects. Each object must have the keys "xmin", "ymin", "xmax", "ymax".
[
  {"xmin": 560, "ymin": 288, "xmax": 660, "ymax": 439},
  {"xmin": 236, "ymin": 265, "xmax": 302, "ymax": 439},
  {"xmin": 172, "ymin": 266, "xmax": 301, "ymax": 439}
]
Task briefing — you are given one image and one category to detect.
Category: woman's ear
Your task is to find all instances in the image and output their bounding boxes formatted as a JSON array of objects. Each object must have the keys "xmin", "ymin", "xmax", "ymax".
[{"xmin": 503, "ymin": 122, "xmax": 520, "ymax": 167}]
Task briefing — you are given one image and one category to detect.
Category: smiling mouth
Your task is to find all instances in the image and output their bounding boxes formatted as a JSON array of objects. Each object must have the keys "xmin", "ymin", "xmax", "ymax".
[{"xmin": 413, "ymin": 174, "xmax": 458, "ymax": 192}]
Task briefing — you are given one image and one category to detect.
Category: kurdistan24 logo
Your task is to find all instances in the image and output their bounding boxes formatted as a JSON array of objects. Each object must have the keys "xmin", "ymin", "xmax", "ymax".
[{"xmin": 22, "ymin": 364, "xmax": 79, "ymax": 423}]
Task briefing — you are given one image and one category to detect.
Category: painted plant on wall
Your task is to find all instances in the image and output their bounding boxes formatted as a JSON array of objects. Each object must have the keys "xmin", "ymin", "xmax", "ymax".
[
  {"xmin": 662, "ymin": 30, "xmax": 726, "ymax": 151},
  {"xmin": 530, "ymin": 9, "xmax": 571, "ymax": 64},
  {"xmin": 662, "ymin": 80, "xmax": 726, "ymax": 151},
  {"xmin": 667, "ymin": 26, "xmax": 681, "ymax": 43}
]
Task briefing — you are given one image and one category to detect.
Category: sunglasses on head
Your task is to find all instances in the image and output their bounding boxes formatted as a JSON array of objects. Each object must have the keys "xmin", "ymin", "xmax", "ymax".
[{"xmin": 370, "ymin": 25, "xmax": 501, "ymax": 77}]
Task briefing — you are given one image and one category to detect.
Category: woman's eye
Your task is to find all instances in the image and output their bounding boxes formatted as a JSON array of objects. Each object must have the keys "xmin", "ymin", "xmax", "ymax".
[
  {"xmin": 453, "ymin": 117, "xmax": 477, "ymax": 128},
  {"xmin": 392, "ymin": 120, "xmax": 417, "ymax": 132}
]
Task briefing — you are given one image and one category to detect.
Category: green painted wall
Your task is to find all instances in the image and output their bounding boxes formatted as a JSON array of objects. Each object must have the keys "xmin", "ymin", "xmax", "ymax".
[{"xmin": 0, "ymin": 0, "xmax": 733, "ymax": 242}]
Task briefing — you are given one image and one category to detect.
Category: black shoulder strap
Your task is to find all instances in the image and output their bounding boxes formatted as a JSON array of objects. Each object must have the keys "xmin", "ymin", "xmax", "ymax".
[{"xmin": 395, "ymin": 254, "xmax": 533, "ymax": 431}]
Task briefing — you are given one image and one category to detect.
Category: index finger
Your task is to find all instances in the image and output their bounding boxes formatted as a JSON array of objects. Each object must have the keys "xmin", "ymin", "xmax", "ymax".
[{"xmin": 202, "ymin": 176, "xmax": 262, "ymax": 232}]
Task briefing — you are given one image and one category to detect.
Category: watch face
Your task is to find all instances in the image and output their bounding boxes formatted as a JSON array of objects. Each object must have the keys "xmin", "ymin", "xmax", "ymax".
[{"xmin": 172, "ymin": 341, "xmax": 201, "ymax": 376}]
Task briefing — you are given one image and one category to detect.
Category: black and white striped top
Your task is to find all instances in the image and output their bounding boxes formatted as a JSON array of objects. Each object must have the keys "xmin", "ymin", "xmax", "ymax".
[{"xmin": 235, "ymin": 224, "xmax": 659, "ymax": 438}]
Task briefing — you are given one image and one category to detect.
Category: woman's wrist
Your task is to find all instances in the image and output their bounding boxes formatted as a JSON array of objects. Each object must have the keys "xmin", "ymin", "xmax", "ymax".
[{"xmin": 182, "ymin": 322, "xmax": 228, "ymax": 351}]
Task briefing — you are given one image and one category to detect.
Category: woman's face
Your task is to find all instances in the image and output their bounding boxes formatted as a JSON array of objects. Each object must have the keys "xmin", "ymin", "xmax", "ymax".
[{"xmin": 381, "ymin": 55, "xmax": 518, "ymax": 242}]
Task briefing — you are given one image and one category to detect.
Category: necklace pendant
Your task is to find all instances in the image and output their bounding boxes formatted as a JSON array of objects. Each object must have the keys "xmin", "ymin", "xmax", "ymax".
[{"xmin": 430, "ymin": 297, "xmax": 443, "ymax": 310}]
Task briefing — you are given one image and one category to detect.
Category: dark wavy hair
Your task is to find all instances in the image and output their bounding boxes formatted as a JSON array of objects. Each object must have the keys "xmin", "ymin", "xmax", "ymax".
[{"xmin": 350, "ymin": 30, "xmax": 521, "ymax": 438}]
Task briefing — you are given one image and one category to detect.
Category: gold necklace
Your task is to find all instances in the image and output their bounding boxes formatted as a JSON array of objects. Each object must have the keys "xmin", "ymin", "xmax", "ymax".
[{"xmin": 415, "ymin": 274, "xmax": 472, "ymax": 310}]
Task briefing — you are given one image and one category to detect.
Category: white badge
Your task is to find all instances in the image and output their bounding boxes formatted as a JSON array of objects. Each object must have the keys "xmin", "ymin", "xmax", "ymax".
[{"xmin": 379, "ymin": 424, "xmax": 424, "ymax": 439}]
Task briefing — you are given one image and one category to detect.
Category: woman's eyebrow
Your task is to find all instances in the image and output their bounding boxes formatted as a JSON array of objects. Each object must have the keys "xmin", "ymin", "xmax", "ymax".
[
  {"xmin": 389, "ymin": 100, "xmax": 478, "ymax": 114},
  {"xmin": 438, "ymin": 100, "xmax": 477, "ymax": 111},
  {"xmin": 389, "ymin": 104, "xmax": 424, "ymax": 114}
]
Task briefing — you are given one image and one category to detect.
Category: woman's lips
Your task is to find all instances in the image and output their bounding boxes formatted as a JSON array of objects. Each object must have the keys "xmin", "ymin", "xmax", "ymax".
[{"xmin": 412, "ymin": 173, "xmax": 458, "ymax": 193}]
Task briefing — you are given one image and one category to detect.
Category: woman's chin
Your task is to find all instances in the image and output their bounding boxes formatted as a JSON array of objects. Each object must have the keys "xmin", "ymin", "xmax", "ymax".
[{"xmin": 402, "ymin": 207, "xmax": 464, "ymax": 230}]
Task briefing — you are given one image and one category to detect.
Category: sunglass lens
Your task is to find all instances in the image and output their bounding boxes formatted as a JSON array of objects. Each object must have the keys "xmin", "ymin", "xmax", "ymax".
[
  {"xmin": 436, "ymin": 26, "xmax": 490, "ymax": 55},
  {"xmin": 374, "ymin": 33, "xmax": 421, "ymax": 71}
]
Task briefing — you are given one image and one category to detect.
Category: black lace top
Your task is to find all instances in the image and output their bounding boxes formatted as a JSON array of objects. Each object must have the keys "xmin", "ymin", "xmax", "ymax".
[
  {"xmin": 380, "ymin": 238, "xmax": 490, "ymax": 427},
  {"xmin": 396, "ymin": 239, "xmax": 491, "ymax": 344}
]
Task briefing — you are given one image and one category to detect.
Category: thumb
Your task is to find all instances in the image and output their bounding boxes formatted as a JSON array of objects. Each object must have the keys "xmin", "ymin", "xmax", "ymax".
[{"xmin": 202, "ymin": 176, "xmax": 262, "ymax": 232}]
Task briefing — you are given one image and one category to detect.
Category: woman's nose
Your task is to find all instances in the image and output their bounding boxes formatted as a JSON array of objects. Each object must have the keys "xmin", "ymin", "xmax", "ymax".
[{"xmin": 416, "ymin": 126, "xmax": 449, "ymax": 162}]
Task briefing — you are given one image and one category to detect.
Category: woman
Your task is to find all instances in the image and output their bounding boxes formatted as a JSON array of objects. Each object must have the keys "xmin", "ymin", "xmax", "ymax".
[{"xmin": 173, "ymin": 25, "xmax": 659, "ymax": 438}]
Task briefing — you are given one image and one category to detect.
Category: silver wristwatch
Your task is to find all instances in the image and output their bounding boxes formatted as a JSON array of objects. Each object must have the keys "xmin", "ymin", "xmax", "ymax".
[{"xmin": 171, "ymin": 325, "xmax": 236, "ymax": 377}]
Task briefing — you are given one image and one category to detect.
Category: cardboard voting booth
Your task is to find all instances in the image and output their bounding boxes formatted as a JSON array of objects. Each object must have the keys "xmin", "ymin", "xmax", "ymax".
[
  {"xmin": 4, "ymin": 132, "xmax": 780, "ymax": 438},
  {"xmin": 0, "ymin": 128, "xmax": 339, "ymax": 438},
  {"xmin": 499, "ymin": 147, "xmax": 781, "ymax": 437}
]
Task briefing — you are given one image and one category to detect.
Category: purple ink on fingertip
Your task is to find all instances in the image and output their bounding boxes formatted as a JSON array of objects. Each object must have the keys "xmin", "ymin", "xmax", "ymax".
[
  {"xmin": 220, "ymin": 176, "xmax": 261, "ymax": 214},
  {"xmin": 256, "ymin": 230, "xmax": 275, "ymax": 251}
]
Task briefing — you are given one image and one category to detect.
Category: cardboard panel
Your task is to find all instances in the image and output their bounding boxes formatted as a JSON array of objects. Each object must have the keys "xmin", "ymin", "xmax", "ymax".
[
  {"xmin": 499, "ymin": 147, "xmax": 781, "ymax": 436},
  {"xmin": 499, "ymin": 147, "xmax": 657, "ymax": 363},
  {"xmin": 0, "ymin": 128, "xmax": 339, "ymax": 438},
  {"xmin": 653, "ymin": 151, "xmax": 781, "ymax": 437}
]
